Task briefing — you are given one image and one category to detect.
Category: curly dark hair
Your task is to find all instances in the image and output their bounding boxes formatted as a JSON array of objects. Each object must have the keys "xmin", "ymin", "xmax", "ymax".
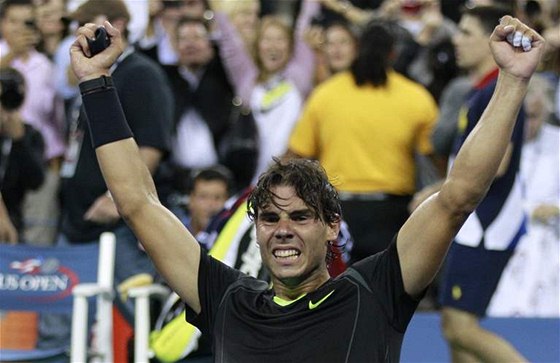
[{"xmin": 247, "ymin": 158, "xmax": 341, "ymax": 225}]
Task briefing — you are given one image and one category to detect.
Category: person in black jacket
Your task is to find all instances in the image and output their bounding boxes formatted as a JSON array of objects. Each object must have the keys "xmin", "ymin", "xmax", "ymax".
[
  {"xmin": 0, "ymin": 67, "xmax": 45, "ymax": 241},
  {"xmin": 162, "ymin": 16, "xmax": 251, "ymax": 196}
]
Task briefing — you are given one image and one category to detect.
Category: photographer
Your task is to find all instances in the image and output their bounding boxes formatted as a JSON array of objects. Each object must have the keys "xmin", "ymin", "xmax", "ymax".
[
  {"xmin": 0, "ymin": 0, "xmax": 65, "ymax": 245},
  {"xmin": 0, "ymin": 67, "xmax": 45, "ymax": 242}
]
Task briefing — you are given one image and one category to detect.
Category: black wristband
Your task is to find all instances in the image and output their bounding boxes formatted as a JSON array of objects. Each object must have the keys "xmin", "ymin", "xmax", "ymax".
[
  {"xmin": 79, "ymin": 75, "xmax": 114, "ymax": 96},
  {"xmin": 81, "ymin": 82, "xmax": 134, "ymax": 148}
]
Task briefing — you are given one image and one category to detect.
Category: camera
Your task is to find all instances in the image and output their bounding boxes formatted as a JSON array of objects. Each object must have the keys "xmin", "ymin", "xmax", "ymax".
[
  {"xmin": 87, "ymin": 27, "xmax": 111, "ymax": 57},
  {"xmin": 0, "ymin": 68, "xmax": 26, "ymax": 111}
]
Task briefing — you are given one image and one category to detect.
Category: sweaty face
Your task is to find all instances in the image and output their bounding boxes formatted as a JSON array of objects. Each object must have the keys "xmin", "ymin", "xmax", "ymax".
[
  {"xmin": 255, "ymin": 185, "xmax": 338, "ymax": 288},
  {"xmin": 258, "ymin": 23, "xmax": 291, "ymax": 75},
  {"xmin": 188, "ymin": 179, "xmax": 228, "ymax": 232},
  {"xmin": 325, "ymin": 25, "xmax": 357, "ymax": 74},
  {"xmin": 176, "ymin": 22, "xmax": 214, "ymax": 69},
  {"xmin": 453, "ymin": 15, "xmax": 491, "ymax": 71}
]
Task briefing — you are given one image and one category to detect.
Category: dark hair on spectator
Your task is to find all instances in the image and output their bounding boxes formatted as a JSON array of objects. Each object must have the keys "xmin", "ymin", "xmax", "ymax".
[
  {"xmin": 247, "ymin": 158, "xmax": 341, "ymax": 225},
  {"xmin": 461, "ymin": 5, "xmax": 512, "ymax": 35},
  {"xmin": 176, "ymin": 15, "xmax": 212, "ymax": 37},
  {"xmin": 71, "ymin": 0, "xmax": 130, "ymax": 23},
  {"xmin": 324, "ymin": 19, "xmax": 360, "ymax": 43},
  {"xmin": 350, "ymin": 19, "xmax": 396, "ymax": 87},
  {"xmin": 0, "ymin": 0, "xmax": 34, "ymax": 19},
  {"xmin": 70, "ymin": 0, "xmax": 130, "ymax": 38},
  {"xmin": 190, "ymin": 165, "xmax": 233, "ymax": 196}
]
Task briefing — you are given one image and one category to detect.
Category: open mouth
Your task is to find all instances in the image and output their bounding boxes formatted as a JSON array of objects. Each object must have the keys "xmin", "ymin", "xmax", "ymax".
[
  {"xmin": 273, "ymin": 248, "xmax": 301, "ymax": 260},
  {"xmin": 265, "ymin": 52, "xmax": 281, "ymax": 62}
]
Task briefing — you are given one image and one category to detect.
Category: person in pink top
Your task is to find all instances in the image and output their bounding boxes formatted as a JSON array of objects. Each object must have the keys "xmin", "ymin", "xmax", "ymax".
[
  {"xmin": 0, "ymin": 0, "xmax": 65, "ymax": 244},
  {"xmin": 213, "ymin": 0, "xmax": 319, "ymax": 181}
]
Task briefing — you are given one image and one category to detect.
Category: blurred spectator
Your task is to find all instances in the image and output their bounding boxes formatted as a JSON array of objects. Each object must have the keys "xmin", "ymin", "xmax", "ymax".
[
  {"xmin": 35, "ymin": 0, "xmax": 69, "ymax": 59},
  {"xmin": 0, "ymin": 0, "xmax": 65, "ymax": 245},
  {"xmin": 173, "ymin": 165, "xmax": 232, "ymax": 239},
  {"xmin": 0, "ymin": 0, "xmax": 64, "ymax": 162},
  {"xmin": 488, "ymin": 75, "xmax": 559, "ymax": 317},
  {"xmin": 136, "ymin": 0, "xmax": 210, "ymax": 66},
  {"xmin": 0, "ymin": 67, "xmax": 45, "ymax": 239},
  {"xmin": 430, "ymin": 75, "xmax": 472, "ymax": 160},
  {"xmin": 214, "ymin": 0, "xmax": 319, "ymax": 181},
  {"xmin": 67, "ymin": 0, "xmax": 149, "ymax": 43},
  {"xmin": 392, "ymin": 0, "xmax": 458, "ymax": 94},
  {"xmin": 322, "ymin": 21, "xmax": 359, "ymax": 76},
  {"xmin": 162, "ymin": 16, "xmax": 243, "ymax": 197},
  {"xmin": 287, "ymin": 20, "xmax": 438, "ymax": 262},
  {"xmin": 308, "ymin": 20, "xmax": 359, "ymax": 85},
  {"xmin": 411, "ymin": 6, "xmax": 527, "ymax": 362},
  {"xmin": 317, "ymin": 0, "xmax": 459, "ymax": 101}
]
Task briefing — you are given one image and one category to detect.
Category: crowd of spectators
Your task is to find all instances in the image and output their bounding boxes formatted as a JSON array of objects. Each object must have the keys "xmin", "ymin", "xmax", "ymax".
[{"xmin": 0, "ymin": 0, "xmax": 558, "ymax": 360}]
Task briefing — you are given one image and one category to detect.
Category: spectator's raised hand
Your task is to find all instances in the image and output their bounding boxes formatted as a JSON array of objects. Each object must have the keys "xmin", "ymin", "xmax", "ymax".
[
  {"xmin": 148, "ymin": 0, "xmax": 164, "ymax": 18},
  {"xmin": 304, "ymin": 25, "xmax": 325, "ymax": 52},
  {"xmin": 84, "ymin": 193, "xmax": 120, "ymax": 225},
  {"xmin": 8, "ymin": 27, "xmax": 40, "ymax": 57},
  {"xmin": 70, "ymin": 21, "xmax": 124, "ymax": 82},
  {"xmin": 420, "ymin": 0, "xmax": 443, "ymax": 30},
  {"xmin": 0, "ymin": 217, "xmax": 17, "ymax": 244},
  {"xmin": 490, "ymin": 16, "xmax": 545, "ymax": 81}
]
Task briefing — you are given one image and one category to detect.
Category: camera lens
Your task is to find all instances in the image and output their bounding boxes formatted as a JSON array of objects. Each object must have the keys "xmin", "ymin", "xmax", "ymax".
[{"xmin": 0, "ymin": 68, "xmax": 26, "ymax": 111}]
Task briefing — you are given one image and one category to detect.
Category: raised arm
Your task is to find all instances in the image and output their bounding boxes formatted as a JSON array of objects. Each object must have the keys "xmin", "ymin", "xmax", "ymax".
[
  {"xmin": 396, "ymin": 17, "xmax": 545, "ymax": 297},
  {"xmin": 213, "ymin": 10, "xmax": 258, "ymax": 106},
  {"xmin": 284, "ymin": 0, "xmax": 319, "ymax": 98},
  {"xmin": 69, "ymin": 22, "xmax": 202, "ymax": 313}
]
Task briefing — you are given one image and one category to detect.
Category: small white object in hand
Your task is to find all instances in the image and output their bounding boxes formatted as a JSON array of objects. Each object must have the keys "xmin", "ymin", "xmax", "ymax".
[
  {"xmin": 521, "ymin": 35, "xmax": 532, "ymax": 51},
  {"xmin": 506, "ymin": 30, "xmax": 532, "ymax": 52}
]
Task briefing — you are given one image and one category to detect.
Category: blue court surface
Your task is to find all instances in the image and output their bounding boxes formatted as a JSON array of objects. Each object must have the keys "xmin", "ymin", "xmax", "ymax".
[{"xmin": 402, "ymin": 313, "xmax": 560, "ymax": 362}]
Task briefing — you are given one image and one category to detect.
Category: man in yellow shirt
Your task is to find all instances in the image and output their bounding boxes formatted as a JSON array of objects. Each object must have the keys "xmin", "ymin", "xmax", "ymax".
[{"xmin": 288, "ymin": 20, "xmax": 439, "ymax": 262}]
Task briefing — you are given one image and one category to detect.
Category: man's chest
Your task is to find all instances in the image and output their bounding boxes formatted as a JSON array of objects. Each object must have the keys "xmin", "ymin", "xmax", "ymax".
[{"xmin": 212, "ymin": 281, "xmax": 392, "ymax": 362}]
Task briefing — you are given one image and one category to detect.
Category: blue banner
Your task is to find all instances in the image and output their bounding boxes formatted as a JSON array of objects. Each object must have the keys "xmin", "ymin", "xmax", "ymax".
[{"xmin": 0, "ymin": 243, "xmax": 99, "ymax": 313}]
